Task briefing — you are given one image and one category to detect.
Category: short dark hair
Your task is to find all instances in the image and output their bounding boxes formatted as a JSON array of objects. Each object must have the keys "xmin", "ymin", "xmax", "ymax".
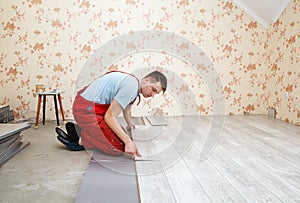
[{"xmin": 144, "ymin": 71, "xmax": 167, "ymax": 93}]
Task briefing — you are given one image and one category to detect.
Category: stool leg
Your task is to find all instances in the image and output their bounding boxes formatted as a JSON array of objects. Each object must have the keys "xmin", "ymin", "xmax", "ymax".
[
  {"xmin": 35, "ymin": 95, "xmax": 42, "ymax": 128},
  {"xmin": 53, "ymin": 95, "xmax": 60, "ymax": 126},
  {"xmin": 42, "ymin": 95, "xmax": 46, "ymax": 125},
  {"xmin": 57, "ymin": 94, "xmax": 66, "ymax": 124}
]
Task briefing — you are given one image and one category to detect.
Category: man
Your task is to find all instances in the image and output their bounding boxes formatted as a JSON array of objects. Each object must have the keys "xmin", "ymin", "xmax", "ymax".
[{"xmin": 56, "ymin": 70, "xmax": 167, "ymax": 157}]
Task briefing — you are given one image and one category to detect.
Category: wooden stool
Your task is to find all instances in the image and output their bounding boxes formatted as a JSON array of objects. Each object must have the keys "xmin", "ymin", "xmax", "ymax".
[{"xmin": 35, "ymin": 90, "xmax": 66, "ymax": 128}]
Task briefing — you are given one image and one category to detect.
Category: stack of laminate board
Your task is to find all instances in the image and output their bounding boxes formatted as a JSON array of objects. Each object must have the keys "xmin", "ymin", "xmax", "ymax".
[
  {"xmin": 0, "ymin": 122, "xmax": 31, "ymax": 167},
  {"xmin": 0, "ymin": 105, "xmax": 14, "ymax": 123}
]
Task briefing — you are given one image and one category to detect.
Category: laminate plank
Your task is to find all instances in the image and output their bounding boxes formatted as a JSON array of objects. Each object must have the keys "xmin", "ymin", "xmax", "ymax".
[
  {"xmin": 184, "ymin": 145, "xmax": 247, "ymax": 203},
  {"xmin": 233, "ymin": 115, "xmax": 300, "ymax": 145},
  {"xmin": 233, "ymin": 156, "xmax": 300, "ymax": 202},
  {"xmin": 209, "ymin": 117, "xmax": 300, "ymax": 189},
  {"xmin": 154, "ymin": 140, "xmax": 211, "ymax": 203},
  {"xmin": 207, "ymin": 150, "xmax": 283, "ymax": 203},
  {"xmin": 213, "ymin": 126, "xmax": 300, "ymax": 190},
  {"xmin": 0, "ymin": 133, "xmax": 20, "ymax": 152},
  {"xmin": 156, "ymin": 118, "xmax": 212, "ymax": 202},
  {"xmin": 132, "ymin": 115, "xmax": 300, "ymax": 202},
  {"xmin": 132, "ymin": 124, "xmax": 176, "ymax": 202},
  {"xmin": 171, "ymin": 116, "xmax": 271, "ymax": 202},
  {"xmin": 191, "ymin": 116, "xmax": 300, "ymax": 202},
  {"xmin": 222, "ymin": 117, "xmax": 300, "ymax": 168},
  {"xmin": 134, "ymin": 117, "xmax": 211, "ymax": 202},
  {"xmin": 0, "ymin": 140, "xmax": 30, "ymax": 167},
  {"xmin": 0, "ymin": 123, "xmax": 31, "ymax": 140},
  {"xmin": 146, "ymin": 116, "xmax": 167, "ymax": 126},
  {"xmin": 135, "ymin": 160, "xmax": 176, "ymax": 203},
  {"xmin": 207, "ymin": 116, "xmax": 300, "ymax": 191},
  {"xmin": 198, "ymin": 115, "xmax": 299, "ymax": 156}
]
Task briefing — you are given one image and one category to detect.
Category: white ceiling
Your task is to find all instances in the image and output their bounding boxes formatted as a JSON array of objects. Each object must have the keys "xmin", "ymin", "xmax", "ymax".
[{"xmin": 233, "ymin": 0, "xmax": 292, "ymax": 27}]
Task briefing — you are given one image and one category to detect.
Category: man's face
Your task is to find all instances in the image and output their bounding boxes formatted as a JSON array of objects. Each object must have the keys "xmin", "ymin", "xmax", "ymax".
[{"xmin": 141, "ymin": 79, "xmax": 163, "ymax": 98}]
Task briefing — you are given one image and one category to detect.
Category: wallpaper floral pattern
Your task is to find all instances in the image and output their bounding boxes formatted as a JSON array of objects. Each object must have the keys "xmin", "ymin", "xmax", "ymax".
[{"xmin": 0, "ymin": 0, "xmax": 299, "ymax": 125}]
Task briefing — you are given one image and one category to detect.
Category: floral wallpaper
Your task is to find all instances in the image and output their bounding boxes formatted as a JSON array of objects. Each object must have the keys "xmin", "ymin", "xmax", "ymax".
[{"xmin": 0, "ymin": 0, "xmax": 299, "ymax": 125}]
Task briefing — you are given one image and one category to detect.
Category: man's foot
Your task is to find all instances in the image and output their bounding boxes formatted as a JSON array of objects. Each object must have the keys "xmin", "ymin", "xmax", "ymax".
[
  {"xmin": 56, "ymin": 135, "xmax": 85, "ymax": 151},
  {"xmin": 55, "ymin": 127, "xmax": 68, "ymax": 139},
  {"xmin": 65, "ymin": 122, "xmax": 81, "ymax": 143}
]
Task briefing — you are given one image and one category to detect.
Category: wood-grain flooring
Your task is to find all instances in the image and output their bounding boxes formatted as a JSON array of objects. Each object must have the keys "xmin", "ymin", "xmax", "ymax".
[{"xmin": 130, "ymin": 115, "xmax": 300, "ymax": 203}]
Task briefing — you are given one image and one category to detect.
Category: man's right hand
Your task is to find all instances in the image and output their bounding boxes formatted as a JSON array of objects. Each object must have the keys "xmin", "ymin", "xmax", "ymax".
[{"xmin": 125, "ymin": 140, "xmax": 141, "ymax": 157}]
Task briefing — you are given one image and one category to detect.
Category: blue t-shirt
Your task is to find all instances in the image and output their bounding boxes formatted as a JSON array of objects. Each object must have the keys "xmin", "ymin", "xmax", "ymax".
[{"xmin": 80, "ymin": 72, "xmax": 139, "ymax": 109}]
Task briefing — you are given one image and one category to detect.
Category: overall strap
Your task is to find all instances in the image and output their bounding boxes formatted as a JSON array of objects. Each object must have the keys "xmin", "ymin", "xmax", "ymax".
[{"xmin": 104, "ymin": 71, "xmax": 141, "ymax": 105}]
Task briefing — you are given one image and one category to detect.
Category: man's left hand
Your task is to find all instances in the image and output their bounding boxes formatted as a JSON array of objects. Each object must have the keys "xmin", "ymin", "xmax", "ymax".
[{"xmin": 126, "ymin": 123, "xmax": 135, "ymax": 130}]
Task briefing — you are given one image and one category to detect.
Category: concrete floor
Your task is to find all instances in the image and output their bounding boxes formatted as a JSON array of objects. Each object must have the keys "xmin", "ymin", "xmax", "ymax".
[{"xmin": 0, "ymin": 121, "xmax": 90, "ymax": 203}]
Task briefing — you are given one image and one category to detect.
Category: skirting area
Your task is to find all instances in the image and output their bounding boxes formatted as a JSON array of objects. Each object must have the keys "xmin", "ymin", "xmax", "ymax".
[{"xmin": 0, "ymin": 115, "xmax": 300, "ymax": 202}]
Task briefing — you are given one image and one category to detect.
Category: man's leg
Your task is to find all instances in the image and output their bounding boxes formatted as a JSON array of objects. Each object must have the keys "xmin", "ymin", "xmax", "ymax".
[
  {"xmin": 65, "ymin": 122, "xmax": 81, "ymax": 142},
  {"xmin": 55, "ymin": 127, "xmax": 84, "ymax": 151},
  {"xmin": 79, "ymin": 117, "xmax": 125, "ymax": 156}
]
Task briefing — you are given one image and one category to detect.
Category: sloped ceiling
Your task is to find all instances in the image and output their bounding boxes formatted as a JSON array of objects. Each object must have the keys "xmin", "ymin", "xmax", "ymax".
[{"xmin": 233, "ymin": 0, "xmax": 292, "ymax": 27}]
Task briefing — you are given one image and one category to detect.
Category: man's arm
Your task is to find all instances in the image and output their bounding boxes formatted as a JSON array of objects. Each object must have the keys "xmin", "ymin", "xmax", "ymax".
[
  {"xmin": 123, "ymin": 105, "xmax": 135, "ymax": 130},
  {"xmin": 105, "ymin": 99, "xmax": 141, "ymax": 156}
]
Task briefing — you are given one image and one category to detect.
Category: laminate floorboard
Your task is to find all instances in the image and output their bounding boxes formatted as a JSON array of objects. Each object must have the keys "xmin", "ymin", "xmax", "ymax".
[
  {"xmin": 133, "ymin": 117, "xmax": 210, "ymax": 203},
  {"xmin": 212, "ymin": 117, "xmax": 300, "ymax": 190},
  {"xmin": 130, "ymin": 115, "xmax": 300, "ymax": 203},
  {"xmin": 199, "ymin": 118, "xmax": 300, "ymax": 201},
  {"xmin": 232, "ymin": 115, "xmax": 300, "ymax": 145}
]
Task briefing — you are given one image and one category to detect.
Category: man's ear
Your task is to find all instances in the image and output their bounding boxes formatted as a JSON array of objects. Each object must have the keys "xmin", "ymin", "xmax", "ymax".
[{"xmin": 144, "ymin": 77, "xmax": 151, "ymax": 83}]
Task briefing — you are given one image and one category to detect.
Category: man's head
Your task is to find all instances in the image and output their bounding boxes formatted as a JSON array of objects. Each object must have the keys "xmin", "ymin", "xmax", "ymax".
[{"xmin": 140, "ymin": 71, "xmax": 167, "ymax": 98}]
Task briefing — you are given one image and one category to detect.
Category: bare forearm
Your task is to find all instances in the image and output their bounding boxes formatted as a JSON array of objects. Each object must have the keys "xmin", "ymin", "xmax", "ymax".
[
  {"xmin": 123, "ymin": 107, "xmax": 132, "ymax": 125},
  {"xmin": 105, "ymin": 100, "xmax": 140, "ymax": 156},
  {"xmin": 123, "ymin": 105, "xmax": 134, "ymax": 129},
  {"xmin": 104, "ymin": 113, "xmax": 131, "ymax": 144}
]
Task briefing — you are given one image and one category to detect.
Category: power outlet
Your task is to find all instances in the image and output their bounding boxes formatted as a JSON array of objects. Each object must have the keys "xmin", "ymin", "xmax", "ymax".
[{"xmin": 284, "ymin": 92, "xmax": 289, "ymax": 98}]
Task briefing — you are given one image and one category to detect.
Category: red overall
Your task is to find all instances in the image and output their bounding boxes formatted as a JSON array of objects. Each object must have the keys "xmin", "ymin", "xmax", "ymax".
[{"xmin": 72, "ymin": 72, "xmax": 139, "ymax": 156}]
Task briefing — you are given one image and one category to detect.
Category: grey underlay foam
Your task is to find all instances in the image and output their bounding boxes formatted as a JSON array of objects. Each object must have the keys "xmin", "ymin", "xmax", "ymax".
[{"xmin": 74, "ymin": 150, "xmax": 139, "ymax": 203}]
